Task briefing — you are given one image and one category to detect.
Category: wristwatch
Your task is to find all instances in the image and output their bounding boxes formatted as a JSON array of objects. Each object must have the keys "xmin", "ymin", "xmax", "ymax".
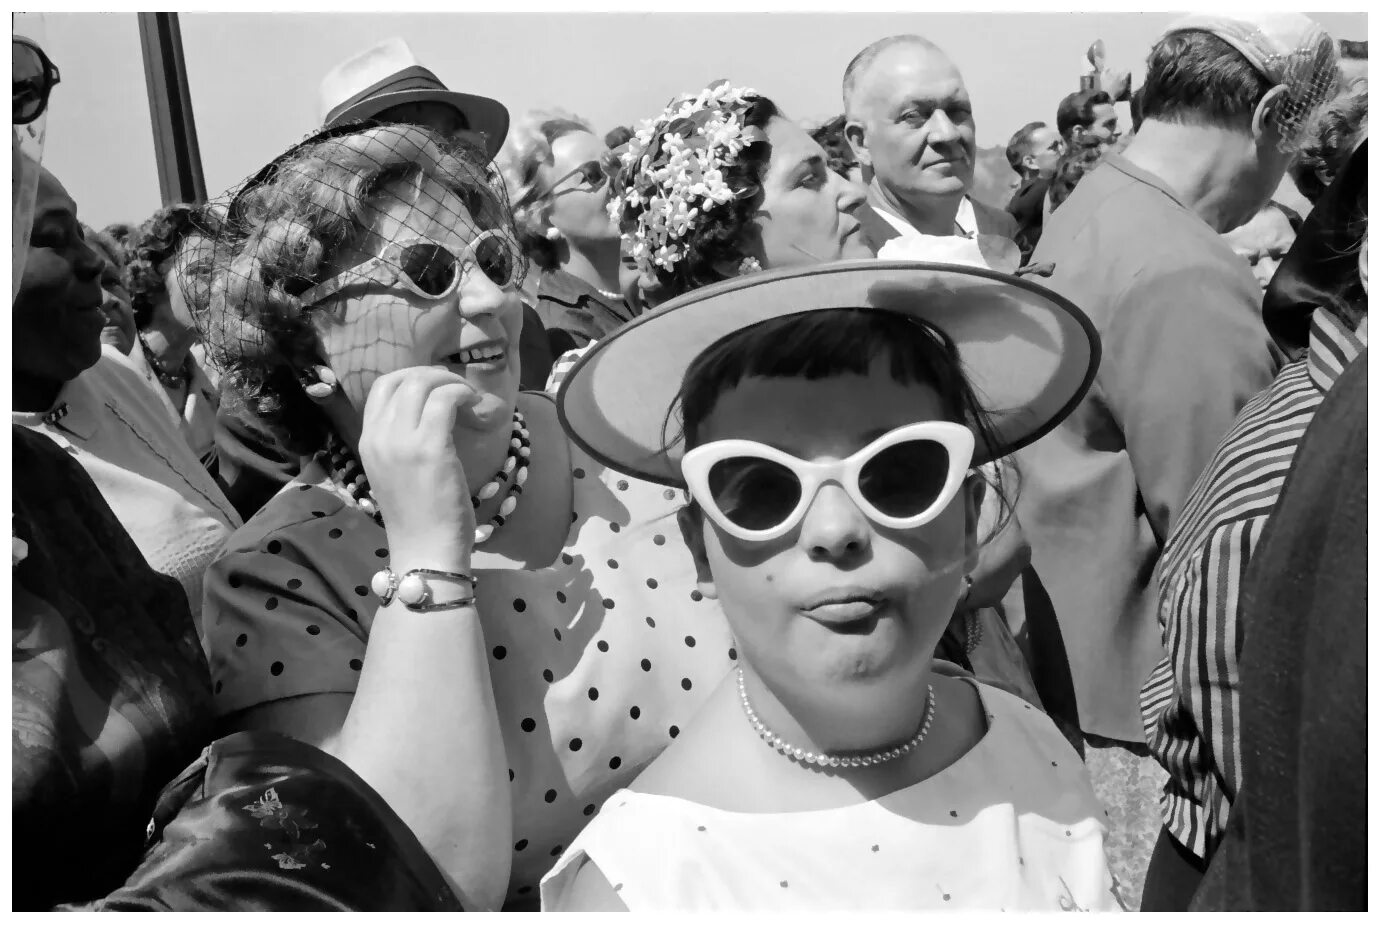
[{"xmin": 370, "ymin": 567, "xmax": 479, "ymax": 613}]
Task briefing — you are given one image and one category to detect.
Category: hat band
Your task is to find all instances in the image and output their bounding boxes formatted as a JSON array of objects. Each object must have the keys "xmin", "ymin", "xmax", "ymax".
[{"xmin": 324, "ymin": 65, "xmax": 454, "ymax": 125}]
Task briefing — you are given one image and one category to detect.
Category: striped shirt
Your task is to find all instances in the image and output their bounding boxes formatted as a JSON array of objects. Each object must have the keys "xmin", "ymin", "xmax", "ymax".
[
  {"xmin": 544, "ymin": 344, "xmax": 593, "ymax": 394},
  {"xmin": 1139, "ymin": 308, "xmax": 1365, "ymax": 859}
]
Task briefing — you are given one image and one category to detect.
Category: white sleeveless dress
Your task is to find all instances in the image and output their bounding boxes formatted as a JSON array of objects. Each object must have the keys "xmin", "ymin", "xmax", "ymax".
[{"xmin": 542, "ymin": 682, "xmax": 1123, "ymax": 911}]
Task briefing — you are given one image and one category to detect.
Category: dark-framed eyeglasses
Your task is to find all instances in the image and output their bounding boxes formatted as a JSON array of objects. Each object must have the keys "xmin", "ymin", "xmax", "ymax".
[
  {"xmin": 14, "ymin": 37, "xmax": 61, "ymax": 126},
  {"xmin": 546, "ymin": 150, "xmax": 622, "ymax": 198}
]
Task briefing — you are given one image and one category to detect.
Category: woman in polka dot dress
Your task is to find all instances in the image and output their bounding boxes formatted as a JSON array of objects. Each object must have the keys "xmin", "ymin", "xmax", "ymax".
[
  {"xmin": 543, "ymin": 263, "xmax": 1122, "ymax": 910},
  {"xmin": 195, "ymin": 124, "xmax": 734, "ymax": 909}
]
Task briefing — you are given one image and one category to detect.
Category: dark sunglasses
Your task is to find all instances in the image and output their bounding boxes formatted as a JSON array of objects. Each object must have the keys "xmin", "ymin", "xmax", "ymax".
[
  {"xmin": 546, "ymin": 150, "xmax": 622, "ymax": 197},
  {"xmin": 297, "ymin": 231, "xmax": 523, "ymax": 307},
  {"xmin": 14, "ymin": 37, "xmax": 60, "ymax": 126}
]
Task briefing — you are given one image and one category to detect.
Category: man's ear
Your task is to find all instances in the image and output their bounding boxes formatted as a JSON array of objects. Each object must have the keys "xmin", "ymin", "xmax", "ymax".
[
  {"xmin": 963, "ymin": 471, "xmax": 986, "ymax": 576},
  {"xmin": 1251, "ymin": 84, "xmax": 1289, "ymax": 145},
  {"xmin": 676, "ymin": 505, "xmax": 718, "ymax": 601},
  {"xmin": 844, "ymin": 117, "xmax": 873, "ymax": 170},
  {"xmin": 1021, "ymin": 153, "xmax": 1039, "ymax": 176}
]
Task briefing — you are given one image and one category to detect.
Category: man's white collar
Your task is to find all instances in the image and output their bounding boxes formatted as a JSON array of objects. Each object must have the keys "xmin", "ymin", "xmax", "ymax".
[{"xmin": 873, "ymin": 197, "xmax": 978, "ymax": 239}]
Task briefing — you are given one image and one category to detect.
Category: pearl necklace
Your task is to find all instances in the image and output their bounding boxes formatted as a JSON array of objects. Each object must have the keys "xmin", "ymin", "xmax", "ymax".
[
  {"xmin": 595, "ymin": 287, "xmax": 623, "ymax": 302},
  {"xmin": 736, "ymin": 667, "xmax": 936, "ymax": 769},
  {"xmin": 324, "ymin": 410, "xmax": 530, "ymax": 545}
]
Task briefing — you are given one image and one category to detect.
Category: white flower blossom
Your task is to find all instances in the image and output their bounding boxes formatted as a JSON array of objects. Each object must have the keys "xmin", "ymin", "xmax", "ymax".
[{"xmin": 609, "ymin": 83, "xmax": 763, "ymax": 279}]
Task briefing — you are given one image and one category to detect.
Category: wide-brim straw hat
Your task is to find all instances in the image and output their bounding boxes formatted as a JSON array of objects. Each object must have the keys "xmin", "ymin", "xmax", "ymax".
[
  {"xmin": 558, "ymin": 259, "xmax": 1101, "ymax": 487},
  {"xmin": 318, "ymin": 38, "xmax": 509, "ymax": 162}
]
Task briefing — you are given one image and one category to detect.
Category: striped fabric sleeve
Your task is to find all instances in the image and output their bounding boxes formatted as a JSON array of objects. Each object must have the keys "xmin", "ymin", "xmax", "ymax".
[
  {"xmin": 1145, "ymin": 525, "xmax": 1256, "ymax": 858},
  {"xmin": 544, "ymin": 345, "xmax": 593, "ymax": 395}
]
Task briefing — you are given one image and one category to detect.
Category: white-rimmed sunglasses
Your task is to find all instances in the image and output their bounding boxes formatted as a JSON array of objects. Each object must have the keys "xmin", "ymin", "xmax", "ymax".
[
  {"xmin": 297, "ymin": 229, "xmax": 522, "ymax": 307},
  {"xmin": 680, "ymin": 421, "xmax": 975, "ymax": 542}
]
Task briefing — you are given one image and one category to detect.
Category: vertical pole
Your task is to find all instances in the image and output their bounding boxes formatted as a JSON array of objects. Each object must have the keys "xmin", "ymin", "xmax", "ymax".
[{"xmin": 138, "ymin": 12, "xmax": 206, "ymax": 205}]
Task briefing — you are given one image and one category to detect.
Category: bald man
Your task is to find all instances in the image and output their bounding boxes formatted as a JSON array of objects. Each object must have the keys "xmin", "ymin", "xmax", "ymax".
[{"xmin": 842, "ymin": 35, "xmax": 1018, "ymax": 256}]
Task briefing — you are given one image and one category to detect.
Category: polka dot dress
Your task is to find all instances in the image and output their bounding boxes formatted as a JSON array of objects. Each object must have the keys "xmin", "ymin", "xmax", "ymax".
[
  {"xmin": 202, "ymin": 441, "xmax": 736, "ymax": 906},
  {"xmin": 541, "ymin": 684, "xmax": 1122, "ymax": 911}
]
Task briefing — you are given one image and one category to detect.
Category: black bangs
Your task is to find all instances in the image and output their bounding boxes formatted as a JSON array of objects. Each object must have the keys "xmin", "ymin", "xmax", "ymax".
[{"xmin": 675, "ymin": 309, "xmax": 973, "ymax": 449}]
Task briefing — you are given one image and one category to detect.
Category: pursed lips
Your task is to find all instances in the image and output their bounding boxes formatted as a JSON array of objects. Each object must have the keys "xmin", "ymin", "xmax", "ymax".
[{"xmin": 798, "ymin": 586, "xmax": 885, "ymax": 624}]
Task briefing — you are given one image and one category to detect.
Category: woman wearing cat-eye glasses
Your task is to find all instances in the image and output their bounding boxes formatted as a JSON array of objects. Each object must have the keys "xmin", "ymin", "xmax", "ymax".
[
  {"xmin": 546, "ymin": 260, "xmax": 1120, "ymax": 911},
  {"xmin": 497, "ymin": 109, "xmax": 634, "ymax": 359}
]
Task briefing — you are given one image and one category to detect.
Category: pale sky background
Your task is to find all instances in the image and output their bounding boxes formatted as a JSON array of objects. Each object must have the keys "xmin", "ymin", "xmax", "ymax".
[{"xmin": 22, "ymin": 8, "xmax": 1369, "ymax": 228}]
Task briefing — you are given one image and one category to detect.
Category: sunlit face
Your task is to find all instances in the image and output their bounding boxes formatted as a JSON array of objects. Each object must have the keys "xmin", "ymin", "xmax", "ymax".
[
  {"xmin": 311, "ymin": 175, "xmax": 525, "ymax": 433},
  {"xmin": 683, "ymin": 360, "xmax": 980, "ymax": 713},
  {"xmin": 1025, "ymin": 125, "xmax": 1066, "ymax": 179},
  {"xmin": 850, "ymin": 45, "xmax": 977, "ymax": 202},
  {"xmin": 1222, "ymin": 206, "xmax": 1296, "ymax": 290},
  {"xmin": 14, "ymin": 169, "xmax": 107, "ymax": 387},
  {"xmin": 543, "ymin": 130, "xmax": 619, "ymax": 244},
  {"xmin": 755, "ymin": 117, "xmax": 870, "ymax": 267}
]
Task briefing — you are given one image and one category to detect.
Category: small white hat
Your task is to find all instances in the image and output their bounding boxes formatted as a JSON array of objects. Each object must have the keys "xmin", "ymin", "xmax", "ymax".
[{"xmin": 317, "ymin": 37, "xmax": 509, "ymax": 162}]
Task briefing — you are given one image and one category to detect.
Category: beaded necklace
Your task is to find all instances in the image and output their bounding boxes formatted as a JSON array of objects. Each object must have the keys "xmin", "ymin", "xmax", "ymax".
[
  {"xmin": 137, "ymin": 332, "xmax": 191, "ymax": 390},
  {"xmin": 324, "ymin": 410, "xmax": 530, "ymax": 544}
]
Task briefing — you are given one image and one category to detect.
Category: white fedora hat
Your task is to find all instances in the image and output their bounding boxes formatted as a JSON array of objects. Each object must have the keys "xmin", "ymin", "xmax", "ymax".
[
  {"xmin": 558, "ymin": 259, "xmax": 1101, "ymax": 486},
  {"xmin": 318, "ymin": 37, "xmax": 509, "ymax": 163}
]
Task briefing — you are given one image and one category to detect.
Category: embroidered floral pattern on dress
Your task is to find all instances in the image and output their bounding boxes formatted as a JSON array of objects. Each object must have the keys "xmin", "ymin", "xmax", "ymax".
[{"xmin": 244, "ymin": 786, "xmax": 328, "ymax": 871}]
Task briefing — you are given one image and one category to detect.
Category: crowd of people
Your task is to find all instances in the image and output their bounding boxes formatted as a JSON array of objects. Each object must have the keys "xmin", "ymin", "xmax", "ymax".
[{"xmin": 11, "ymin": 11, "xmax": 1367, "ymax": 911}]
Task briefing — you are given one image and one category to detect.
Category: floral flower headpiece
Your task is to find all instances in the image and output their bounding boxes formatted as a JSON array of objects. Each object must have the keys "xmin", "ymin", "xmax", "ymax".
[{"xmin": 609, "ymin": 80, "xmax": 768, "ymax": 281}]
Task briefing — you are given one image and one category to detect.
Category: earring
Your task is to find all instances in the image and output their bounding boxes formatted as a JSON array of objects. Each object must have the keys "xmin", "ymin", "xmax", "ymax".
[
  {"xmin": 544, "ymin": 226, "xmax": 562, "ymax": 242},
  {"xmin": 301, "ymin": 364, "xmax": 339, "ymax": 401}
]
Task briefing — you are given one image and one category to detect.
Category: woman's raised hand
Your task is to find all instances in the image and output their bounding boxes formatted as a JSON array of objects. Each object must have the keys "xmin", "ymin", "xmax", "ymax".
[{"xmin": 359, "ymin": 367, "xmax": 479, "ymax": 572}]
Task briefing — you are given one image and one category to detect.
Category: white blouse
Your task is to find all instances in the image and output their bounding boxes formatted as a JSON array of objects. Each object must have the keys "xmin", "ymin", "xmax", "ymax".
[
  {"xmin": 13, "ymin": 346, "xmax": 240, "ymax": 617},
  {"xmin": 542, "ymin": 682, "xmax": 1123, "ymax": 911}
]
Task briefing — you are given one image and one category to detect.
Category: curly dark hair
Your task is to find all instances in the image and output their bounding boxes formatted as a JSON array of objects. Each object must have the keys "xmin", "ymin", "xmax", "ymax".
[
  {"xmin": 615, "ymin": 91, "xmax": 780, "ymax": 303},
  {"xmin": 1289, "ymin": 85, "xmax": 1368, "ymax": 204},
  {"xmin": 809, "ymin": 114, "xmax": 858, "ymax": 179},
  {"xmin": 200, "ymin": 123, "xmax": 519, "ymax": 458},
  {"xmin": 122, "ymin": 203, "xmax": 217, "ymax": 328},
  {"xmin": 604, "ymin": 125, "xmax": 634, "ymax": 150},
  {"xmin": 1048, "ymin": 135, "xmax": 1111, "ymax": 213}
]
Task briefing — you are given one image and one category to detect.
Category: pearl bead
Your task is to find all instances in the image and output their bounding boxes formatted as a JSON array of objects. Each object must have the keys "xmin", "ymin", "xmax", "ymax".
[
  {"xmin": 396, "ymin": 572, "xmax": 430, "ymax": 605},
  {"xmin": 499, "ymin": 496, "xmax": 518, "ymax": 516},
  {"xmin": 478, "ymin": 481, "xmax": 501, "ymax": 501},
  {"xmin": 369, "ymin": 568, "xmax": 395, "ymax": 599}
]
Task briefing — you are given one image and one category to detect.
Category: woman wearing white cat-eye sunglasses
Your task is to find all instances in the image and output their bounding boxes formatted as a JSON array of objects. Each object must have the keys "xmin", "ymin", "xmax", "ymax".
[
  {"xmin": 681, "ymin": 421, "xmax": 975, "ymax": 543},
  {"xmin": 548, "ymin": 259, "xmax": 1114, "ymax": 912}
]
